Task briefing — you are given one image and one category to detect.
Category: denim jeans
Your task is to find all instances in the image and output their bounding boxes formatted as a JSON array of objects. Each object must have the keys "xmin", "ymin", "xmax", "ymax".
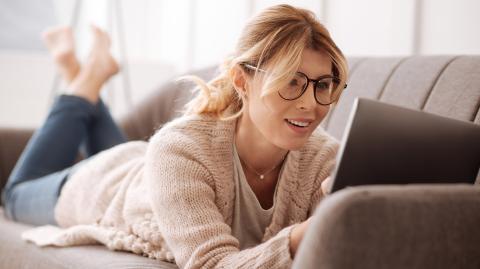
[{"xmin": 1, "ymin": 95, "xmax": 127, "ymax": 225}]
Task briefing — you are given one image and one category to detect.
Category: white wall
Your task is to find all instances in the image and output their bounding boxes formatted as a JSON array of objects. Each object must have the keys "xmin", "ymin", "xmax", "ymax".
[
  {"xmin": 0, "ymin": 51, "xmax": 175, "ymax": 128},
  {"xmin": 326, "ymin": 0, "xmax": 417, "ymax": 56},
  {"xmin": 1, "ymin": 0, "xmax": 479, "ymax": 128},
  {"xmin": 420, "ymin": 0, "xmax": 480, "ymax": 55}
]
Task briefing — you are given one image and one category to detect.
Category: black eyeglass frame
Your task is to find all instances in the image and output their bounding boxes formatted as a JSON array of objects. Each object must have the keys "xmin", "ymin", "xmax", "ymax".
[{"xmin": 241, "ymin": 63, "xmax": 347, "ymax": 105}]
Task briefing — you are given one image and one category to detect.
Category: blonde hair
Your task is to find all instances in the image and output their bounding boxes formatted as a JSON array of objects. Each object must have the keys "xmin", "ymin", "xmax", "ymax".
[{"xmin": 183, "ymin": 4, "xmax": 348, "ymax": 120}]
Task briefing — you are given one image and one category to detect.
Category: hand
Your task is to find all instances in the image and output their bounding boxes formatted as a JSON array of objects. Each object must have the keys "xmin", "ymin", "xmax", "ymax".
[
  {"xmin": 289, "ymin": 217, "xmax": 312, "ymax": 258},
  {"xmin": 321, "ymin": 176, "xmax": 333, "ymax": 195}
]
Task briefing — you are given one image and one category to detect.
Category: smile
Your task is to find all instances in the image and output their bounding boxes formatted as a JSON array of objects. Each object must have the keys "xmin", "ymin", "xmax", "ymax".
[{"xmin": 285, "ymin": 119, "xmax": 311, "ymax": 128}]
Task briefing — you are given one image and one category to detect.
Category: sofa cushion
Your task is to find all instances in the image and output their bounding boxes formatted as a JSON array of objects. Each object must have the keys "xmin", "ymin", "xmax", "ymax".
[
  {"xmin": 119, "ymin": 66, "xmax": 219, "ymax": 142},
  {"xmin": 423, "ymin": 56, "xmax": 480, "ymax": 122},
  {"xmin": 324, "ymin": 56, "xmax": 480, "ymax": 141},
  {"xmin": 0, "ymin": 208, "xmax": 179, "ymax": 269},
  {"xmin": 379, "ymin": 56, "xmax": 455, "ymax": 110},
  {"xmin": 326, "ymin": 57, "xmax": 404, "ymax": 139}
]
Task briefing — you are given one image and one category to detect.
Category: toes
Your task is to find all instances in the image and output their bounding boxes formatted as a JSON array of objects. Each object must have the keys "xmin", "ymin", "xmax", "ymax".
[
  {"xmin": 90, "ymin": 24, "xmax": 111, "ymax": 48},
  {"xmin": 89, "ymin": 24, "xmax": 102, "ymax": 36},
  {"xmin": 42, "ymin": 26, "xmax": 72, "ymax": 43}
]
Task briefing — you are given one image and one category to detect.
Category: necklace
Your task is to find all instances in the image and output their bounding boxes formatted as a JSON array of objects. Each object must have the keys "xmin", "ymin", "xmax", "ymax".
[{"xmin": 239, "ymin": 153, "xmax": 288, "ymax": 180}]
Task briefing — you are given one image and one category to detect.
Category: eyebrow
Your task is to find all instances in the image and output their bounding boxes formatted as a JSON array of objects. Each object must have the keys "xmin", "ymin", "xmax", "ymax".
[
  {"xmin": 297, "ymin": 70, "xmax": 334, "ymax": 79},
  {"xmin": 243, "ymin": 63, "xmax": 333, "ymax": 78}
]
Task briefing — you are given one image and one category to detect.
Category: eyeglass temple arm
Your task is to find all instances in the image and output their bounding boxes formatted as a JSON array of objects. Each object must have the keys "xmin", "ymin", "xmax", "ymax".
[{"xmin": 243, "ymin": 62, "xmax": 347, "ymax": 89}]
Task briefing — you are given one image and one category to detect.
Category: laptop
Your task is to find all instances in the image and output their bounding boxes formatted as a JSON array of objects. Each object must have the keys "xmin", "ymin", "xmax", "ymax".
[{"xmin": 329, "ymin": 98, "xmax": 480, "ymax": 193}]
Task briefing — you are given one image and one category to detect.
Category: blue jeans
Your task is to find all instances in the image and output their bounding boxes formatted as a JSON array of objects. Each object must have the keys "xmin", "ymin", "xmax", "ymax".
[{"xmin": 1, "ymin": 95, "xmax": 127, "ymax": 225}]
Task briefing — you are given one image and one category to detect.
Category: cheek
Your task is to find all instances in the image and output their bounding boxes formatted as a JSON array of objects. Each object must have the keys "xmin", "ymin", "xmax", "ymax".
[
  {"xmin": 308, "ymin": 106, "xmax": 330, "ymax": 132},
  {"xmin": 248, "ymin": 94, "xmax": 293, "ymax": 144},
  {"xmin": 252, "ymin": 93, "xmax": 289, "ymax": 122},
  {"xmin": 249, "ymin": 94, "xmax": 284, "ymax": 128},
  {"xmin": 316, "ymin": 105, "xmax": 330, "ymax": 123},
  {"xmin": 247, "ymin": 93, "xmax": 278, "ymax": 127}
]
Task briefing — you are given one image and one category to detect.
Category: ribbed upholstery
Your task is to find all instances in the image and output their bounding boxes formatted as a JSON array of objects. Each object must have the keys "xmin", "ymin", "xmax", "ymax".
[
  {"xmin": 322, "ymin": 58, "xmax": 405, "ymax": 139},
  {"xmin": 320, "ymin": 57, "xmax": 364, "ymax": 129},
  {"xmin": 379, "ymin": 56, "xmax": 455, "ymax": 110},
  {"xmin": 423, "ymin": 56, "xmax": 480, "ymax": 122},
  {"xmin": 325, "ymin": 56, "xmax": 480, "ymax": 140},
  {"xmin": 121, "ymin": 56, "xmax": 480, "ymax": 142}
]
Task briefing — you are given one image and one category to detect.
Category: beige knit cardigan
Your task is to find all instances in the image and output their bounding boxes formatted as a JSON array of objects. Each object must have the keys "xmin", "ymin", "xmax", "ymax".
[{"xmin": 21, "ymin": 114, "xmax": 339, "ymax": 269}]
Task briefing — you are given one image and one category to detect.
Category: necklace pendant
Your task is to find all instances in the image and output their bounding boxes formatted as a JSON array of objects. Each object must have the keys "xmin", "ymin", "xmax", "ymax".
[{"xmin": 259, "ymin": 174, "xmax": 264, "ymax": 180}]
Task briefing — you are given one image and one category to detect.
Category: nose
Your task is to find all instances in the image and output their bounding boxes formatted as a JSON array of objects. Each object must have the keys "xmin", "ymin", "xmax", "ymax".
[{"xmin": 295, "ymin": 82, "xmax": 317, "ymax": 110}]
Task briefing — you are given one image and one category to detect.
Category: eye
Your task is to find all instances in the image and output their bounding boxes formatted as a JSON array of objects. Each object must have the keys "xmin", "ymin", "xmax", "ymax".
[
  {"xmin": 289, "ymin": 78, "xmax": 300, "ymax": 86},
  {"xmin": 316, "ymin": 81, "xmax": 330, "ymax": 90}
]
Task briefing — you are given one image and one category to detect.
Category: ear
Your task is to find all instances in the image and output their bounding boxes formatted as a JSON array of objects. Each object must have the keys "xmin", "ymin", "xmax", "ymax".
[{"xmin": 231, "ymin": 64, "xmax": 249, "ymax": 98}]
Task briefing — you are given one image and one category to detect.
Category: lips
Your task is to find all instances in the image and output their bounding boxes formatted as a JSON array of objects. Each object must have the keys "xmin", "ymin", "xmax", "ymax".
[{"xmin": 285, "ymin": 119, "xmax": 311, "ymax": 128}]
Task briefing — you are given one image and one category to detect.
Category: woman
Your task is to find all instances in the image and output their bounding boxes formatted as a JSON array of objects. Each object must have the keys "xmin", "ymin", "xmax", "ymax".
[{"xmin": 3, "ymin": 4, "xmax": 348, "ymax": 268}]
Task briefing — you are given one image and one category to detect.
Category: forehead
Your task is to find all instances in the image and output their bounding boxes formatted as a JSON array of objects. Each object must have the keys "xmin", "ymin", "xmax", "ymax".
[{"xmin": 298, "ymin": 48, "xmax": 332, "ymax": 78}]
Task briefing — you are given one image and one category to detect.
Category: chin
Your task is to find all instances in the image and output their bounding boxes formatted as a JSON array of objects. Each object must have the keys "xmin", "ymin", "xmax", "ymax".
[{"xmin": 275, "ymin": 137, "xmax": 310, "ymax": 151}]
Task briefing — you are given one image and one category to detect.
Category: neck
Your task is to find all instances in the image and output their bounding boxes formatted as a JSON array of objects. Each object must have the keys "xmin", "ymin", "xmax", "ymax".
[{"xmin": 235, "ymin": 114, "xmax": 288, "ymax": 175}]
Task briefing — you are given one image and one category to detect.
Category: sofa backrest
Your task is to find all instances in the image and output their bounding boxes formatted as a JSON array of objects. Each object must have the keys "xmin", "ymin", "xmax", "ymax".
[
  {"xmin": 120, "ymin": 56, "xmax": 480, "ymax": 142},
  {"xmin": 0, "ymin": 56, "xmax": 479, "ymax": 197},
  {"xmin": 119, "ymin": 66, "xmax": 219, "ymax": 141},
  {"xmin": 325, "ymin": 56, "xmax": 480, "ymax": 140}
]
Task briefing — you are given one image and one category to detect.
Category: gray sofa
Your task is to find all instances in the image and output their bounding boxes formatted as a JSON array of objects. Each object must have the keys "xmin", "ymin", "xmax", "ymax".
[{"xmin": 1, "ymin": 56, "xmax": 479, "ymax": 268}]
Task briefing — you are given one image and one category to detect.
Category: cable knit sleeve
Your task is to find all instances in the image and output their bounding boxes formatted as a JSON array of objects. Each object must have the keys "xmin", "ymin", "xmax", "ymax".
[{"xmin": 145, "ymin": 126, "xmax": 295, "ymax": 269}]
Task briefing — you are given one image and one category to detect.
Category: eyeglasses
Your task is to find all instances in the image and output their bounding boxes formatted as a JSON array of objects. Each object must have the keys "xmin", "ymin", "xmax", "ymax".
[{"xmin": 241, "ymin": 63, "xmax": 347, "ymax": 105}]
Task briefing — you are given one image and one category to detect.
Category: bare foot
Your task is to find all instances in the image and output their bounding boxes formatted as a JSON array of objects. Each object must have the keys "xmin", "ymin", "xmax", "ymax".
[
  {"xmin": 42, "ymin": 26, "xmax": 80, "ymax": 83},
  {"xmin": 85, "ymin": 25, "xmax": 119, "ymax": 82},
  {"xmin": 68, "ymin": 25, "xmax": 119, "ymax": 104}
]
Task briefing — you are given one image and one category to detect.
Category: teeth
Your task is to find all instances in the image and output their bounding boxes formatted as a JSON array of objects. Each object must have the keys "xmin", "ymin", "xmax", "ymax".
[{"xmin": 287, "ymin": 119, "xmax": 310, "ymax": 127}]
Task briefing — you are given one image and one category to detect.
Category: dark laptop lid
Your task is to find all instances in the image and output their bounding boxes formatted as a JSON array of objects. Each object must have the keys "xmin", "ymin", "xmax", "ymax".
[{"xmin": 330, "ymin": 98, "xmax": 480, "ymax": 193}]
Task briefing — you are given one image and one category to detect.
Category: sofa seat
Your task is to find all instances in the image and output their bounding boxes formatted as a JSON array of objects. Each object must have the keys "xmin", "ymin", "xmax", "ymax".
[{"xmin": 0, "ymin": 208, "xmax": 179, "ymax": 269}]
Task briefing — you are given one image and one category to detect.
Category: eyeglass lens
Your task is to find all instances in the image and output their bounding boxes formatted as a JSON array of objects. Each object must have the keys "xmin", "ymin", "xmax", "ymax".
[{"xmin": 279, "ymin": 73, "xmax": 340, "ymax": 104}]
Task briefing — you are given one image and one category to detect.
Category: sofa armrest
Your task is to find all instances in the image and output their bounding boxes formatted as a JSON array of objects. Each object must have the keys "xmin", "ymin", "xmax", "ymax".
[
  {"xmin": 0, "ymin": 127, "xmax": 34, "ymax": 194},
  {"xmin": 293, "ymin": 184, "xmax": 480, "ymax": 269}
]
